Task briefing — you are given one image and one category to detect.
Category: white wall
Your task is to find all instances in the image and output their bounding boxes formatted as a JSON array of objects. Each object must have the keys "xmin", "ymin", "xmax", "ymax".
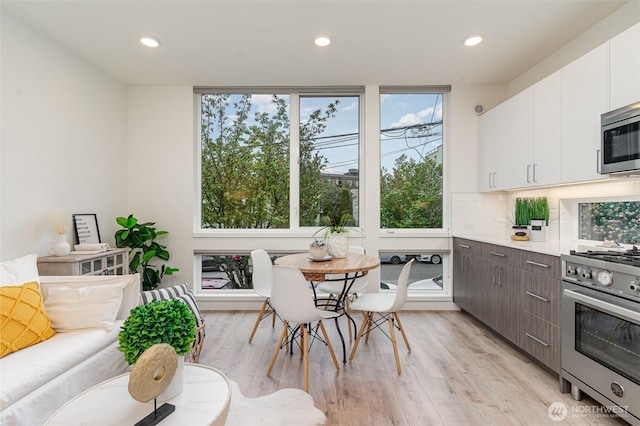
[{"xmin": 0, "ymin": 12, "xmax": 128, "ymax": 261}]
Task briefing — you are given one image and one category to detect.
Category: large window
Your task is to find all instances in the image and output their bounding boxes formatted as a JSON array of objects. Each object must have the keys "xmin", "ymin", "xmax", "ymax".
[
  {"xmin": 380, "ymin": 92, "xmax": 443, "ymax": 229},
  {"xmin": 579, "ymin": 201, "xmax": 640, "ymax": 244},
  {"xmin": 199, "ymin": 91, "xmax": 361, "ymax": 230}
]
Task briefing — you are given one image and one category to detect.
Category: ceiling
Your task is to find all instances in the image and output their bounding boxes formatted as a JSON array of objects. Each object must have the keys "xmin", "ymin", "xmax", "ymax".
[{"xmin": 1, "ymin": 0, "xmax": 630, "ymax": 87}]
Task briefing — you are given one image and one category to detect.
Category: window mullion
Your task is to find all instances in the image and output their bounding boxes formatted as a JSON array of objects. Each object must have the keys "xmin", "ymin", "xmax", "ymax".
[{"xmin": 290, "ymin": 93, "xmax": 300, "ymax": 229}]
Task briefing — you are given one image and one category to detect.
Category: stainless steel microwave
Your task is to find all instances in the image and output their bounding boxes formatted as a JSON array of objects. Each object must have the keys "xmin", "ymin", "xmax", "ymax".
[{"xmin": 601, "ymin": 101, "xmax": 640, "ymax": 175}]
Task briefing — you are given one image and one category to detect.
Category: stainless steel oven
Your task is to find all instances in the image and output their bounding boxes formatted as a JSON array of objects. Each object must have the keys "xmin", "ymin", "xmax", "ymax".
[
  {"xmin": 601, "ymin": 101, "xmax": 640, "ymax": 175},
  {"xmin": 561, "ymin": 250, "xmax": 640, "ymax": 425}
]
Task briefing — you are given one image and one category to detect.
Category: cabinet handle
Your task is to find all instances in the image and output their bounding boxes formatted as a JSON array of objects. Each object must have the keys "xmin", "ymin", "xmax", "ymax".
[
  {"xmin": 526, "ymin": 260, "xmax": 550, "ymax": 268},
  {"xmin": 526, "ymin": 333, "xmax": 550, "ymax": 347},
  {"xmin": 493, "ymin": 172, "xmax": 497, "ymax": 188},
  {"xmin": 526, "ymin": 164, "xmax": 531, "ymax": 183},
  {"xmin": 526, "ymin": 291, "xmax": 549, "ymax": 303},
  {"xmin": 489, "ymin": 251, "xmax": 505, "ymax": 257},
  {"xmin": 488, "ymin": 173, "xmax": 493, "ymax": 188},
  {"xmin": 532, "ymin": 163, "xmax": 538, "ymax": 183},
  {"xmin": 459, "ymin": 244, "xmax": 470, "ymax": 249}
]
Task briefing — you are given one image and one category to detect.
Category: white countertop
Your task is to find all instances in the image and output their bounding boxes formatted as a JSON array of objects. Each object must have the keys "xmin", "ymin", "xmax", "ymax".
[{"xmin": 452, "ymin": 234, "xmax": 561, "ymax": 257}]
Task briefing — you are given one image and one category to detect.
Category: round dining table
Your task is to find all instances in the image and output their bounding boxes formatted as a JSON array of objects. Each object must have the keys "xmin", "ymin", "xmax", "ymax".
[{"xmin": 274, "ymin": 252, "xmax": 380, "ymax": 363}]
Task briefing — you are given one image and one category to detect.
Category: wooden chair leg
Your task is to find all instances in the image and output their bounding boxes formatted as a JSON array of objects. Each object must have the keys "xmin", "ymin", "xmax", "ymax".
[
  {"xmin": 388, "ymin": 316, "xmax": 401, "ymax": 374},
  {"xmin": 302, "ymin": 324, "xmax": 309, "ymax": 393},
  {"xmin": 319, "ymin": 321, "xmax": 340, "ymax": 370},
  {"xmin": 249, "ymin": 299, "xmax": 269, "ymax": 343},
  {"xmin": 349, "ymin": 312, "xmax": 370, "ymax": 361},
  {"xmin": 365, "ymin": 313, "xmax": 373, "ymax": 344},
  {"xmin": 271, "ymin": 309, "xmax": 276, "ymax": 328},
  {"xmin": 267, "ymin": 321, "xmax": 288, "ymax": 377},
  {"xmin": 394, "ymin": 312, "xmax": 411, "ymax": 351}
]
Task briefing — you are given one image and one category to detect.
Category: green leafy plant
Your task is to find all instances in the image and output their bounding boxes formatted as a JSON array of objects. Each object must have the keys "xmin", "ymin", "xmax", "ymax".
[
  {"xmin": 115, "ymin": 214, "xmax": 179, "ymax": 291},
  {"xmin": 118, "ymin": 299, "xmax": 196, "ymax": 365},
  {"xmin": 530, "ymin": 197, "xmax": 549, "ymax": 226},
  {"xmin": 514, "ymin": 198, "xmax": 531, "ymax": 226}
]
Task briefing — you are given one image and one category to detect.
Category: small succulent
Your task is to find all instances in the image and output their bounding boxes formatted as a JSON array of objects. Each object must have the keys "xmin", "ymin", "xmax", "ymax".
[{"xmin": 310, "ymin": 239, "xmax": 326, "ymax": 247}]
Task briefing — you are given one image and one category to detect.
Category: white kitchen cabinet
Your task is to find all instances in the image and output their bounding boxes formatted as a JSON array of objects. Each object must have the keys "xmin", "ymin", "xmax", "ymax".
[
  {"xmin": 561, "ymin": 42, "xmax": 609, "ymax": 183},
  {"xmin": 510, "ymin": 71, "xmax": 562, "ymax": 189},
  {"xmin": 478, "ymin": 100, "xmax": 512, "ymax": 191},
  {"xmin": 609, "ymin": 22, "xmax": 640, "ymax": 111}
]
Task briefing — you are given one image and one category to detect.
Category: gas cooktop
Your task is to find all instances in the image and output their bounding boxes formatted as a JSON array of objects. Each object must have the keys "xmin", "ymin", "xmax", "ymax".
[{"xmin": 569, "ymin": 246, "xmax": 640, "ymax": 268}]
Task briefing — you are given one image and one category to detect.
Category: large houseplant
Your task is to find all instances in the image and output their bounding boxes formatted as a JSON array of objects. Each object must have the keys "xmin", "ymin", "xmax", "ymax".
[{"xmin": 115, "ymin": 214, "xmax": 179, "ymax": 290}]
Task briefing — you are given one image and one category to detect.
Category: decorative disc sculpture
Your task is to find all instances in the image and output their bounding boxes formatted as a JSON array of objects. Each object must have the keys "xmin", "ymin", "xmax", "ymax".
[{"xmin": 128, "ymin": 344, "xmax": 178, "ymax": 425}]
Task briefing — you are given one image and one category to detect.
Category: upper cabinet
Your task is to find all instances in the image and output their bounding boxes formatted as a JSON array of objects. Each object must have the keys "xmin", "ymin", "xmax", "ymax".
[
  {"xmin": 561, "ymin": 43, "xmax": 609, "ymax": 184},
  {"xmin": 478, "ymin": 100, "xmax": 512, "ymax": 191},
  {"xmin": 609, "ymin": 23, "xmax": 640, "ymax": 110},
  {"xmin": 510, "ymin": 71, "xmax": 562, "ymax": 189}
]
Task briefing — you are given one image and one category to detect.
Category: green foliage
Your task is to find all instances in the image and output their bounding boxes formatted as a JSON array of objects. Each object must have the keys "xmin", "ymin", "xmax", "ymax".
[
  {"xmin": 380, "ymin": 155, "xmax": 443, "ymax": 228},
  {"xmin": 115, "ymin": 214, "xmax": 179, "ymax": 291},
  {"xmin": 118, "ymin": 299, "xmax": 195, "ymax": 365},
  {"xmin": 514, "ymin": 198, "xmax": 531, "ymax": 226},
  {"xmin": 579, "ymin": 201, "xmax": 640, "ymax": 244},
  {"xmin": 514, "ymin": 197, "xmax": 549, "ymax": 226}
]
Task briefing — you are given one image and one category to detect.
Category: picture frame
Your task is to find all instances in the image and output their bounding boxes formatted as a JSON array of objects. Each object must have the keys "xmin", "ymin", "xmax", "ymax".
[{"xmin": 73, "ymin": 214, "xmax": 101, "ymax": 244}]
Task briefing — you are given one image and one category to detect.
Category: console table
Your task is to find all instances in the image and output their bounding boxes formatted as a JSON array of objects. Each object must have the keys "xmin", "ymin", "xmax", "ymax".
[
  {"xmin": 45, "ymin": 364, "xmax": 231, "ymax": 425},
  {"xmin": 37, "ymin": 248, "xmax": 129, "ymax": 276}
]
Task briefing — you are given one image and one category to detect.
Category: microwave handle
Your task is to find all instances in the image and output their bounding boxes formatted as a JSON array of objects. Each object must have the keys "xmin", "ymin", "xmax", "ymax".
[{"xmin": 564, "ymin": 289, "xmax": 640, "ymax": 323}]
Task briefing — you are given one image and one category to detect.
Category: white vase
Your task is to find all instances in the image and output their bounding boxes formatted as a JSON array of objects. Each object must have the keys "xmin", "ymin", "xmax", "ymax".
[
  {"xmin": 158, "ymin": 355, "xmax": 184, "ymax": 402},
  {"xmin": 328, "ymin": 232, "xmax": 349, "ymax": 258},
  {"xmin": 53, "ymin": 234, "xmax": 71, "ymax": 257}
]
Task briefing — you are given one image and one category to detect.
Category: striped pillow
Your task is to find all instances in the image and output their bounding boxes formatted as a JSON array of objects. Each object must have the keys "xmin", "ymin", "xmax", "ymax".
[{"xmin": 140, "ymin": 284, "xmax": 205, "ymax": 348}]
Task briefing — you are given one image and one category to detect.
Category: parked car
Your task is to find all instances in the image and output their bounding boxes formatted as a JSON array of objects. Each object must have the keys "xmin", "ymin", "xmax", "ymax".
[
  {"xmin": 417, "ymin": 254, "xmax": 442, "ymax": 264},
  {"xmin": 409, "ymin": 274, "xmax": 443, "ymax": 289},
  {"xmin": 379, "ymin": 254, "xmax": 407, "ymax": 265}
]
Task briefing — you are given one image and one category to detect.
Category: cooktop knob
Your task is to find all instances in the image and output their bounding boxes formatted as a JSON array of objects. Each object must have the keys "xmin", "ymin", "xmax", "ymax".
[
  {"xmin": 581, "ymin": 270, "xmax": 592, "ymax": 279},
  {"xmin": 567, "ymin": 267, "xmax": 577, "ymax": 275}
]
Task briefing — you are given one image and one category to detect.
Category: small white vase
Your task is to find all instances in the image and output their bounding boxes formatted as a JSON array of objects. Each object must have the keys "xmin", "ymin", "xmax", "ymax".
[
  {"xmin": 53, "ymin": 234, "xmax": 71, "ymax": 257},
  {"xmin": 158, "ymin": 356, "xmax": 184, "ymax": 402},
  {"xmin": 328, "ymin": 232, "xmax": 349, "ymax": 258}
]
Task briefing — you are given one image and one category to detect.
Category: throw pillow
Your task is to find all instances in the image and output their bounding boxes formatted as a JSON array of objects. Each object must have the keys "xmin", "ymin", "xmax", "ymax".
[
  {"xmin": 0, "ymin": 281, "xmax": 55, "ymax": 357},
  {"xmin": 44, "ymin": 284, "xmax": 124, "ymax": 332},
  {"xmin": 0, "ymin": 254, "xmax": 40, "ymax": 287},
  {"xmin": 141, "ymin": 284, "xmax": 205, "ymax": 346}
]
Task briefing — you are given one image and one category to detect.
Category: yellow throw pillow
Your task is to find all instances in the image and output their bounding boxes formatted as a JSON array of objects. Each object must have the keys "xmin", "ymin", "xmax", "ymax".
[{"xmin": 0, "ymin": 281, "xmax": 55, "ymax": 357}]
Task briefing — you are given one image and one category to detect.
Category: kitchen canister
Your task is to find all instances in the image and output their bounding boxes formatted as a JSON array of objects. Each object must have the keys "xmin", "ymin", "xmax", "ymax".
[{"xmin": 529, "ymin": 218, "xmax": 546, "ymax": 242}]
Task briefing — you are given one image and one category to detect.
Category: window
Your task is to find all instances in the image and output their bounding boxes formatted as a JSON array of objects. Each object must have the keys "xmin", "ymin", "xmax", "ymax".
[
  {"xmin": 379, "ymin": 253, "xmax": 444, "ymax": 293},
  {"xmin": 379, "ymin": 92, "xmax": 444, "ymax": 229},
  {"xmin": 579, "ymin": 201, "xmax": 640, "ymax": 244}
]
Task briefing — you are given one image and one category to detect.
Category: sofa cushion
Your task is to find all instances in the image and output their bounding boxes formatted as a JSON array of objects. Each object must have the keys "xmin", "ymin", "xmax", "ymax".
[
  {"xmin": 0, "ymin": 282, "xmax": 55, "ymax": 357},
  {"xmin": 44, "ymin": 284, "xmax": 124, "ymax": 332},
  {"xmin": 0, "ymin": 254, "xmax": 39, "ymax": 287},
  {"xmin": 0, "ymin": 319, "xmax": 124, "ymax": 410}
]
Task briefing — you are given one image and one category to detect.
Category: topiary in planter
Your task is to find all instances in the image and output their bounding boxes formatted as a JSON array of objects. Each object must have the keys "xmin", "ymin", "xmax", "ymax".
[{"xmin": 118, "ymin": 299, "xmax": 196, "ymax": 365}]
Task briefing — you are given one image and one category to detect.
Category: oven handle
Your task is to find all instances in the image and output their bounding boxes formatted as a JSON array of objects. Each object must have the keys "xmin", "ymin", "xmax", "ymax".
[{"xmin": 564, "ymin": 289, "xmax": 640, "ymax": 323}]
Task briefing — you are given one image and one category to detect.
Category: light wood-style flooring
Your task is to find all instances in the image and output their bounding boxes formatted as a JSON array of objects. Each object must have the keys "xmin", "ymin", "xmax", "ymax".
[{"xmin": 198, "ymin": 310, "xmax": 629, "ymax": 426}]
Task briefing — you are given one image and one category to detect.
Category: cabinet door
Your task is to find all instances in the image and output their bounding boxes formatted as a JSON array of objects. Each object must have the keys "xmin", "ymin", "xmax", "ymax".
[
  {"xmin": 477, "ymin": 109, "xmax": 494, "ymax": 192},
  {"xmin": 533, "ymin": 71, "xmax": 562, "ymax": 186},
  {"xmin": 561, "ymin": 43, "xmax": 609, "ymax": 183},
  {"xmin": 510, "ymin": 87, "xmax": 534, "ymax": 189},
  {"xmin": 609, "ymin": 23, "xmax": 640, "ymax": 110},
  {"xmin": 492, "ymin": 101, "xmax": 512, "ymax": 190}
]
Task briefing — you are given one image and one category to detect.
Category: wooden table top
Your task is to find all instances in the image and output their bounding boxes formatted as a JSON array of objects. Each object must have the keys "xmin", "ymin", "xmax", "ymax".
[{"xmin": 274, "ymin": 252, "xmax": 380, "ymax": 282}]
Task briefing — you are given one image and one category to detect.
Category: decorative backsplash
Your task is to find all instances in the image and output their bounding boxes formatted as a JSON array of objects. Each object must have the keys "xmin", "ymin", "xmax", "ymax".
[{"xmin": 579, "ymin": 201, "xmax": 640, "ymax": 245}]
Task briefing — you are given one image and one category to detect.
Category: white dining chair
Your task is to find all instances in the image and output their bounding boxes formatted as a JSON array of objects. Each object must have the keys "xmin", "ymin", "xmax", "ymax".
[
  {"xmin": 248, "ymin": 249, "xmax": 277, "ymax": 344},
  {"xmin": 267, "ymin": 265, "xmax": 341, "ymax": 392},
  {"xmin": 348, "ymin": 259, "xmax": 414, "ymax": 374}
]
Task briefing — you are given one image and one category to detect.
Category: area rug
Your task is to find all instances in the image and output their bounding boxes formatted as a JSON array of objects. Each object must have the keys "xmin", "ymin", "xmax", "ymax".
[{"xmin": 226, "ymin": 381, "xmax": 326, "ymax": 425}]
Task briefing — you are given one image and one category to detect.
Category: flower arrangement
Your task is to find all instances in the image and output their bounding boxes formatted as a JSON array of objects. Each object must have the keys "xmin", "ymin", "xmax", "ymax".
[{"xmin": 118, "ymin": 299, "xmax": 196, "ymax": 365}]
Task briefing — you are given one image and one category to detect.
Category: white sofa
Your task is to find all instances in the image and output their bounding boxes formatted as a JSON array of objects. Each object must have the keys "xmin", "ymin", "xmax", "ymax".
[{"xmin": 0, "ymin": 274, "xmax": 140, "ymax": 426}]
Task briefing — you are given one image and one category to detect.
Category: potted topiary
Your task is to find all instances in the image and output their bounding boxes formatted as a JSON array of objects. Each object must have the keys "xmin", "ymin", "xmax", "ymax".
[
  {"xmin": 115, "ymin": 214, "xmax": 179, "ymax": 291},
  {"xmin": 118, "ymin": 299, "xmax": 196, "ymax": 400}
]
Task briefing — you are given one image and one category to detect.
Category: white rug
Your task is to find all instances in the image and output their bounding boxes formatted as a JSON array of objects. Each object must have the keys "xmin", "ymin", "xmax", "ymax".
[{"xmin": 226, "ymin": 381, "xmax": 326, "ymax": 426}]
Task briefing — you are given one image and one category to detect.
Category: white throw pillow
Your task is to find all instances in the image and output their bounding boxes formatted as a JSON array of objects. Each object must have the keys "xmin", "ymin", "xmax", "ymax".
[
  {"xmin": 44, "ymin": 284, "xmax": 124, "ymax": 331},
  {"xmin": 0, "ymin": 254, "xmax": 39, "ymax": 286}
]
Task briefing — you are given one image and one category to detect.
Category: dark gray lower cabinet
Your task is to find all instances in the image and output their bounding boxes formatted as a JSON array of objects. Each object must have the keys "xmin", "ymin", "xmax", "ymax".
[{"xmin": 452, "ymin": 238, "xmax": 561, "ymax": 374}]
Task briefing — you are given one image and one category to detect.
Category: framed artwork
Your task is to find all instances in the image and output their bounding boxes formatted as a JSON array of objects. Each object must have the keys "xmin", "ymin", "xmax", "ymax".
[{"xmin": 73, "ymin": 214, "xmax": 101, "ymax": 244}]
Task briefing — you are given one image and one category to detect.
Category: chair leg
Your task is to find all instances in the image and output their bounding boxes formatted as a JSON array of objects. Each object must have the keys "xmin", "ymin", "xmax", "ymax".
[
  {"xmin": 271, "ymin": 309, "xmax": 276, "ymax": 328},
  {"xmin": 365, "ymin": 313, "xmax": 373, "ymax": 344},
  {"xmin": 394, "ymin": 312, "xmax": 411, "ymax": 351},
  {"xmin": 249, "ymin": 299, "xmax": 269, "ymax": 343},
  {"xmin": 267, "ymin": 321, "xmax": 288, "ymax": 377},
  {"xmin": 319, "ymin": 321, "xmax": 340, "ymax": 371},
  {"xmin": 388, "ymin": 316, "xmax": 401, "ymax": 374},
  {"xmin": 302, "ymin": 324, "xmax": 309, "ymax": 393},
  {"xmin": 349, "ymin": 312, "xmax": 371, "ymax": 361}
]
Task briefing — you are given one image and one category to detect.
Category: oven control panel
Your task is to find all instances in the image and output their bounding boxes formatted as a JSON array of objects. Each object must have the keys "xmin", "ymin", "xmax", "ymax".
[{"xmin": 563, "ymin": 257, "xmax": 640, "ymax": 301}]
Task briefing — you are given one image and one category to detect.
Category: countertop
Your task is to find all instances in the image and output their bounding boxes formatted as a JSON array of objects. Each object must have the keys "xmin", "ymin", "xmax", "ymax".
[{"xmin": 452, "ymin": 234, "xmax": 561, "ymax": 257}]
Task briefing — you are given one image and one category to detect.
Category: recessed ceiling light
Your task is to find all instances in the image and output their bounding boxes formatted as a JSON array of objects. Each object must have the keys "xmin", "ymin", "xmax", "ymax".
[
  {"xmin": 140, "ymin": 35, "xmax": 160, "ymax": 48},
  {"xmin": 314, "ymin": 34, "xmax": 331, "ymax": 47},
  {"xmin": 463, "ymin": 34, "xmax": 483, "ymax": 47}
]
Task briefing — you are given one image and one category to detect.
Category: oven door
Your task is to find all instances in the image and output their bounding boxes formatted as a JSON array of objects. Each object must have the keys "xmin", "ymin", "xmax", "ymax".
[{"xmin": 562, "ymin": 282, "xmax": 640, "ymax": 421}]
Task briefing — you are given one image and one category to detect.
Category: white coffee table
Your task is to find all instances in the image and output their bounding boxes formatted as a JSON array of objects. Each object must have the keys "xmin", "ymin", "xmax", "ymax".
[{"xmin": 46, "ymin": 364, "xmax": 231, "ymax": 425}]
